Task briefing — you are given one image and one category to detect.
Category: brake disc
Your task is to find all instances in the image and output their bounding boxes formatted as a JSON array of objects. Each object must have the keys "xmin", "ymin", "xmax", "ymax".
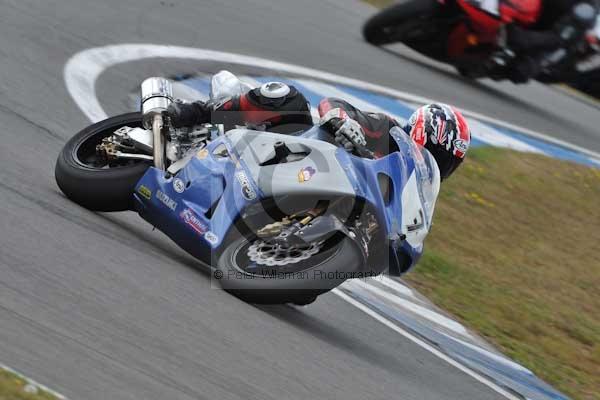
[{"xmin": 247, "ymin": 241, "xmax": 322, "ymax": 266}]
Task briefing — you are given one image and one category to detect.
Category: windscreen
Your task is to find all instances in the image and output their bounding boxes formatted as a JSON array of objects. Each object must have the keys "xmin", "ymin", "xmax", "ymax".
[{"xmin": 390, "ymin": 127, "xmax": 441, "ymax": 230}]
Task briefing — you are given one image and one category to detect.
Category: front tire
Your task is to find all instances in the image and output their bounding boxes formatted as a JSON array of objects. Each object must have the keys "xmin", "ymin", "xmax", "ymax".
[
  {"xmin": 216, "ymin": 234, "xmax": 365, "ymax": 305},
  {"xmin": 363, "ymin": 0, "xmax": 439, "ymax": 46},
  {"xmin": 55, "ymin": 112, "xmax": 151, "ymax": 212}
]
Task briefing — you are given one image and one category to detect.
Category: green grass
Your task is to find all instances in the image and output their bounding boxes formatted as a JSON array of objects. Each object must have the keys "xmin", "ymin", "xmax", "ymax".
[
  {"xmin": 405, "ymin": 147, "xmax": 600, "ymax": 400},
  {"xmin": 0, "ymin": 368, "xmax": 60, "ymax": 400}
]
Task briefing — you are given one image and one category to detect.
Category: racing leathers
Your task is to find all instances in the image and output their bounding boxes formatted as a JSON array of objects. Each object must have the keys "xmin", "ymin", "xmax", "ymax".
[
  {"xmin": 169, "ymin": 81, "xmax": 314, "ymax": 134},
  {"xmin": 169, "ymin": 79, "xmax": 469, "ymax": 177}
]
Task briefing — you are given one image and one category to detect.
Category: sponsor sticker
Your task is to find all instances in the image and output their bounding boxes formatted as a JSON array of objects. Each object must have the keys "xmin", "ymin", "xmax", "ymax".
[
  {"xmin": 173, "ymin": 178, "xmax": 186, "ymax": 193},
  {"xmin": 453, "ymin": 138, "xmax": 470, "ymax": 153},
  {"xmin": 137, "ymin": 185, "xmax": 152, "ymax": 200},
  {"xmin": 204, "ymin": 231, "xmax": 219, "ymax": 245},
  {"xmin": 156, "ymin": 190, "xmax": 177, "ymax": 211},
  {"xmin": 180, "ymin": 208, "xmax": 208, "ymax": 235},
  {"xmin": 235, "ymin": 171, "xmax": 257, "ymax": 200},
  {"xmin": 298, "ymin": 166, "xmax": 316, "ymax": 183}
]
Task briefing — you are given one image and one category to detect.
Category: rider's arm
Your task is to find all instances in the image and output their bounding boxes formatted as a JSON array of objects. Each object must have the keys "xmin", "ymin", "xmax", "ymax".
[
  {"xmin": 318, "ymin": 98, "xmax": 401, "ymax": 157},
  {"xmin": 167, "ymin": 95, "xmax": 260, "ymax": 128},
  {"xmin": 169, "ymin": 85, "xmax": 312, "ymax": 133}
]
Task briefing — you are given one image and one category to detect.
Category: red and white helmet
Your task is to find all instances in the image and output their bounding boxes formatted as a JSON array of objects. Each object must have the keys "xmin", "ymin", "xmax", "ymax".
[{"xmin": 405, "ymin": 104, "xmax": 471, "ymax": 180}]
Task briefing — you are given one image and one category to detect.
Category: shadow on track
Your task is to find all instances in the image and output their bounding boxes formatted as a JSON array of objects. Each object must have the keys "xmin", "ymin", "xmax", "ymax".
[{"xmin": 256, "ymin": 303, "xmax": 416, "ymax": 375}]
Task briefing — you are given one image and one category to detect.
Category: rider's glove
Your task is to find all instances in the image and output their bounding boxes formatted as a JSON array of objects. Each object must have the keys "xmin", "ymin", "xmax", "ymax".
[
  {"xmin": 334, "ymin": 119, "xmax": 367, "ymax": 151},
  {"xmin": 167, "ymin": 99, "xmax": 209, "ymax": 128},
  {"xmin": 320, "ymin": 108, "xmax": 367, "ymax": 152}
]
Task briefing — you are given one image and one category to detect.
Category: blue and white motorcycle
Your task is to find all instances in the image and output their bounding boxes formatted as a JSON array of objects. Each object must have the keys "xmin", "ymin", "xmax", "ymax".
[{"xmin": 55, "ymin": 77, "xmax": 440, "ymax": 305}]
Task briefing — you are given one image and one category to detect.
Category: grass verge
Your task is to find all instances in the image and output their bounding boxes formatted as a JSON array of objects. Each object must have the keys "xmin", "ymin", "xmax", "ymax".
[
  {"xmin": 0, "ymin": 368, "xmax": 61, "ymax": 400},
  {"xmin": 404, "ymin": 147, "xmax": 600, "ymax": 400}
]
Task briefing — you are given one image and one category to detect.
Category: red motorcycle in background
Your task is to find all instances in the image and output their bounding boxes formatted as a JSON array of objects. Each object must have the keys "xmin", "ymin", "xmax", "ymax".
[{"xmin": 363, "ymin": 0, "xmax": 600, "ymax": 96}]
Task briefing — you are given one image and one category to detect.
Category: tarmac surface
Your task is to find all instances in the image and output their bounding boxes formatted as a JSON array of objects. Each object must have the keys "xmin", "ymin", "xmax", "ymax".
[{"xmin": 0, "ymin": 0, "xmax": 597, "ymax": 399}]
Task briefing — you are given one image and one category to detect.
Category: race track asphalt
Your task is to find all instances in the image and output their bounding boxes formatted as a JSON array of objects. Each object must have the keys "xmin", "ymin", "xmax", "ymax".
[{"xmin": 0, "ymin": 0, "xmax": 596, "ymax": 399}]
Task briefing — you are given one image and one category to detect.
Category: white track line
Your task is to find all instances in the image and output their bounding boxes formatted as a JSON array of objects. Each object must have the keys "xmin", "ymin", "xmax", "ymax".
[
  {"xmin": 294, "ymin": 78, "xmax": 407, "ymax": 123},
  {"xmin": 376, "ymin": 276, "xmax": 416, "ymax": 298},
  {"xmin": 437, "ymin": 332, "xmax": 535, "ymax": 376},
  {"xmin": 346, "ymin": 279, "xmax": 472, "ymax": 337},
  {"xmin": 468, "ymin": 119, "xmax": 545, "ymax": 153},
  {"xmin": 332, "ymin": 289, "xmax": 522, "ymax": 400},
  {"xmin": 65, "ymin": 44, "xmax": 600, "ymax": 161},
  {"xmin": 172, "ymin": 80, "xmax": 209, "ymax": 102}
]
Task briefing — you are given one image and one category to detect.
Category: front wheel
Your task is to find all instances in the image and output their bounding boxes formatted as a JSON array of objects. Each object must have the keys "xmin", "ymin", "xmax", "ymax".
[
  {"xmin": 363, "ymin": 0, "xmax": 440, "ymax": 46},
  {"xmin": 55, "ymin": 112, "xmax": 151, "ymax": 212},
  {"xmin": 215, "ymin": 233, "xmax": 365, "ymax": 305}
]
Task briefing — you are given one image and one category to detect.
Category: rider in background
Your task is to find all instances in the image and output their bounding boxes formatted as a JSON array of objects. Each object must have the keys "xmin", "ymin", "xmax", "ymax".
[
  {"xmin": 168, "ymin": 71, "xmax": 471, "ymax": 181},
  {"xmin": 502, "ymin": 0, "xmax": 599, "ymax": 82}
]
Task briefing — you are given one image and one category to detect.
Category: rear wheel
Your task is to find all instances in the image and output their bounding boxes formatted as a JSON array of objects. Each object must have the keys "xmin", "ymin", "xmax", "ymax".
[
  {"xmin": 55, "ymin": 112, "xmax": 151, "ymax": 212},
  {"xmin": 363, "ymin": 0, "xmax": 440, "ymax": 46}
]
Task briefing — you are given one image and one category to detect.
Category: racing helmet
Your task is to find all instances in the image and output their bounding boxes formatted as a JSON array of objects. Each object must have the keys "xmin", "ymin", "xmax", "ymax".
[{"xmin": 405, "ymin": 104, "xmax": 471, "ymax": 180}]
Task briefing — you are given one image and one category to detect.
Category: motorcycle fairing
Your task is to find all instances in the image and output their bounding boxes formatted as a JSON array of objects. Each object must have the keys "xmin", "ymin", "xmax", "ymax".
[
  {"xmin": 458, "ymin": 0, "xmax": 541, "ymax": 27},
  {"xmin": 133, "ymin": 132, "xmax": 263, "ymax": 263},
  {"xmin": 448, "ymin": 0, "xmax": 541, "ymax": 60},
  {"xmin": 225, "ymin": 129, "xmax": 356, "ymax": 199},
  {"xmin": 336, "ymin": 128, "xmax": 440, "ymax": 273},
  {"xmin": 133, "ymin": 126, "xmax": 438, "ymax": 274}
]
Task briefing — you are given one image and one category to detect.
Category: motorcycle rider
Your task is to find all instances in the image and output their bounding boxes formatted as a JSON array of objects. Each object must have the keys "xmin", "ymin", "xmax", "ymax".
[
  {"xmin": 499, "ymin": 0, "xmax": 599, "ymax": 82},
  {"xmin": 168, "ymin": 72, "xmax": 471, "ymax": 181},
  {"xmin": 317, "ymin": 98, "xmax": 470, "ymax": 180}
]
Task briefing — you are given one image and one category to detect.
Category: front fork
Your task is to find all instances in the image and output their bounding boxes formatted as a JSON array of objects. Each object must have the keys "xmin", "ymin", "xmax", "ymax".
[{"xmin": 151, "ymin": 114, "xmax": 166, "ymax": 170}]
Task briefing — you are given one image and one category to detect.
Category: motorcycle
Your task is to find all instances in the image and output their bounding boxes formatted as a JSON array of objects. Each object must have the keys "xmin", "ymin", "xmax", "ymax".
[
  {"xmin": 363, "ymin": 0, "xmax": 600, "ymax": 89},
  {"xmin": 55, "ymin": 76, "xmax": 439, "ymax": 304},
  {"xmin": 569, "ymin": 15, "xmax": 600, "ymax": 98}
]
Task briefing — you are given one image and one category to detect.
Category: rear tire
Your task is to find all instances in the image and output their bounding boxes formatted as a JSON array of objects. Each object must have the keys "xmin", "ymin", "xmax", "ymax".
[
  {"xmin": 363, "ymin": 0, "xmax": 439, "ymax": 45},
  {"xmin": 55, "ymin": 112, "xmax": 151, "ymax": 212},
  {"xmin": 216, "ymin": 233, "xmax": 364, "ymax": 305}
]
